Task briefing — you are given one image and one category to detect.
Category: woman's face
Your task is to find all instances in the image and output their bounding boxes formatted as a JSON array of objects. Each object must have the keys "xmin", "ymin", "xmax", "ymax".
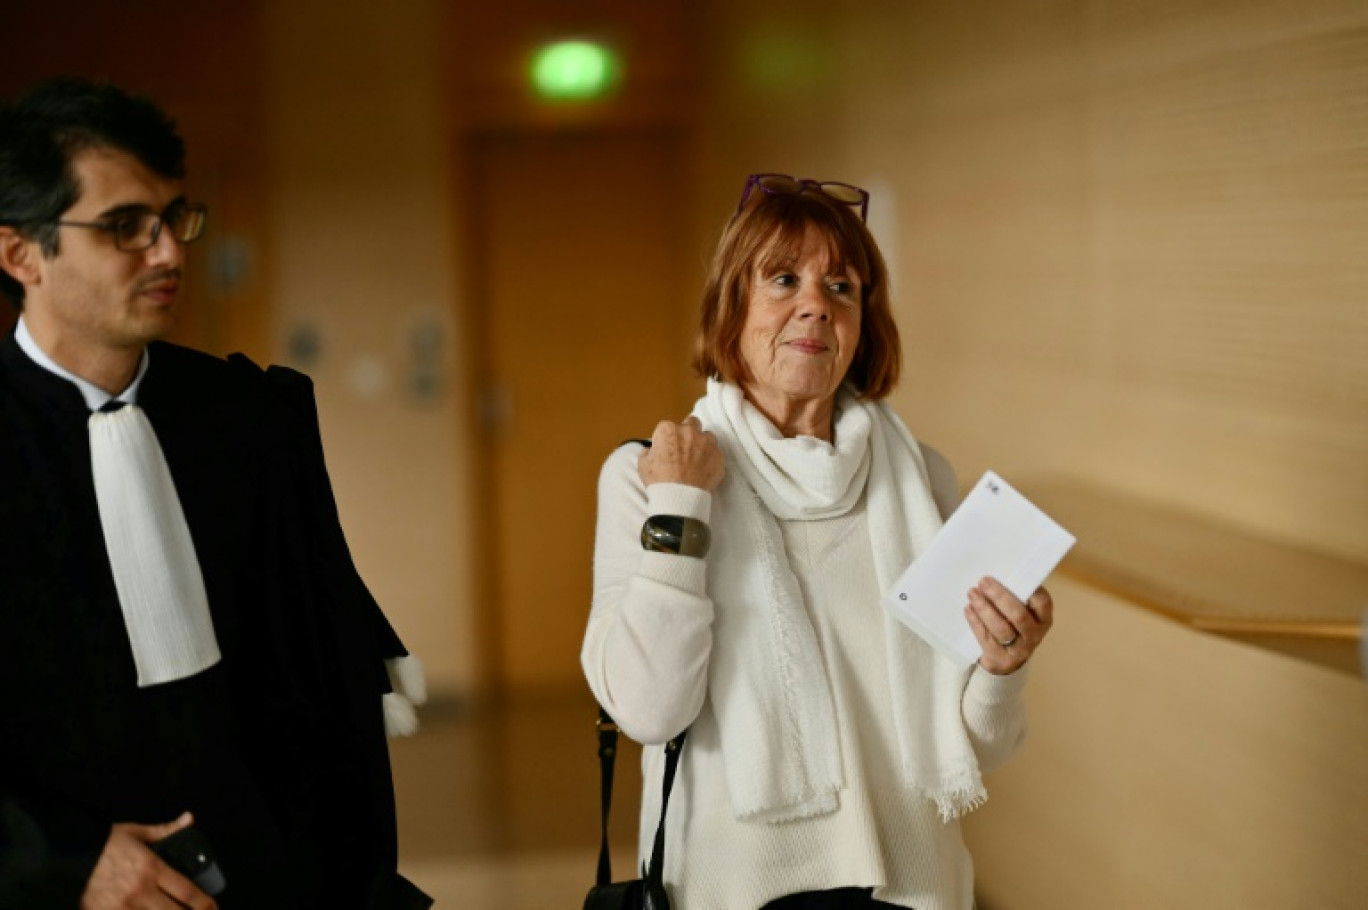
[{"xmin": 737, "ymin": 224, "xmax": 862, "ymax": 423}]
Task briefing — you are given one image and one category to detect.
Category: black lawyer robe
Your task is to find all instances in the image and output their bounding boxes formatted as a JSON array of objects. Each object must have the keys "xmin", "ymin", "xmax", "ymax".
[{"xmin": 0, "ymin": 334, "xmax": 431, "ymax": 908}]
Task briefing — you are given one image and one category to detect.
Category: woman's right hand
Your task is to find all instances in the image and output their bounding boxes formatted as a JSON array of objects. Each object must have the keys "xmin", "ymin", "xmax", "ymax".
[{"xmin": 639, "ymin": 416, "xmax": 724, "ymax": 491}]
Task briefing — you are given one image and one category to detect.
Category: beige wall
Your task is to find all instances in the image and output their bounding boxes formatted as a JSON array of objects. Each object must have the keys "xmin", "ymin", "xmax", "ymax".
[
  {"xmin": 246, "ymin": 0, "xmax": 1368, "ymax": 686},
  {"xmin": 963, "ymin": 575, "xmax": 1368, "ymax": 909},
  {"xmin": 697, "ymin": 0, "xmax": 1368, "ymax": 563},
  {"xmin": 251, "ymin": 0, "xmax": 1366, "ymax": 695},
  {"xmin": 692, "ymin": 1, "xmax": 1368, "ymax": 904},
  {"xmin": 261, "ymin": 0, "xmax": 476, "ymax": 693}
]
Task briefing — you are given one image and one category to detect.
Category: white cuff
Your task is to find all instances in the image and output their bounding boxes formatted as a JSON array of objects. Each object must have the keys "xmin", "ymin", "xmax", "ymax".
[
  {"xmin": 383, "ymin": 654, "xmax": 427, "ymax": 738},
  {"xmin": 645, "ymin": 483, "xmax": 712, "ymax": 522},
  {"xmin": 386, "ymin": 654, "xmax": 427, "ymax": 705},
  {"xmin": 965, "ymin": 661, "xmax": 1030, "ymax": 705}
]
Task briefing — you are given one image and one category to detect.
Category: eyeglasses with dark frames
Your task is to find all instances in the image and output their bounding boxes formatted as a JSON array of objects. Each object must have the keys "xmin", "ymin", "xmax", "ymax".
[
  {"xmin": 53, "ymin": 201, "xmax": 208, "ymax": 252},
  {"xmin": 734, "ymin": 173, "xmax": 869, "ymax": 222}
]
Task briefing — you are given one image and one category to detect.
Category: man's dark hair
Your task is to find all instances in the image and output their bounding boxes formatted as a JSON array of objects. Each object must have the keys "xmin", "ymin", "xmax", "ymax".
[{"xmin": 0, "ymin": 77, "xmax": 186, "ymax": 309}]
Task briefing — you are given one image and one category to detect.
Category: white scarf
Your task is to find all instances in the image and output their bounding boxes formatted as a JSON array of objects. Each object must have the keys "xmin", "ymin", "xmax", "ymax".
[
  {"xmin": 89, "ymin": 404, "xmax": 221, "ymax": 687},
  {"xmin": 694, "ymin": 379, "xmax": 985, "ymax": 823}
]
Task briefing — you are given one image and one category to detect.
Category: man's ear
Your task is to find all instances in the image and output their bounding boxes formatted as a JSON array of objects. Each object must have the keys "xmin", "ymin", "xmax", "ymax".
[{"xmin": 0, "ymin": 227, "xmax": 42, "ymax": 288}]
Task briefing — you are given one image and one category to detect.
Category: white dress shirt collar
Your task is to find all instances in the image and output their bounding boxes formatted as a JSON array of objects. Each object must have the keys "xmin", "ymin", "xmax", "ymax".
[{"xmin": 15, "ymin": 315, "xmax": 150, "ymax": 411}]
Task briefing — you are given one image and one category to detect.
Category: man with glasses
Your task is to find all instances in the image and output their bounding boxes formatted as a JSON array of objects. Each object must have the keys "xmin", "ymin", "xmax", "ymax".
[{"xmin": 0, "ymin": 79, "xmax": 430, "ymax": 909}]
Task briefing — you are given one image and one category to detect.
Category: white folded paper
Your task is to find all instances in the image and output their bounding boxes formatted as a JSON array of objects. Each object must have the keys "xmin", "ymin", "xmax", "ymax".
[{"xmin": 885, "ymin": 471, "xmax": 1076, "ymax": 667}]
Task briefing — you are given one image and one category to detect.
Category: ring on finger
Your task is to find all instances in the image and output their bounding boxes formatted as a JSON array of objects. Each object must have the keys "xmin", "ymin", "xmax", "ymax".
[{"xmin": 998, "ymin": 631, "xmax": 1020, "ymax": 648}]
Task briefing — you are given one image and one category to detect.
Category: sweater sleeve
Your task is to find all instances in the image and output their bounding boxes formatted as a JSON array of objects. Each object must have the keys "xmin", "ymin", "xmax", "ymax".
[
  {"xmin": 580, "ymin": 444, "xmax": 715, "ymax": 745},
  {"xmin": 961, "ymin": 664, "xmax": 1030, "ymax": 773}
]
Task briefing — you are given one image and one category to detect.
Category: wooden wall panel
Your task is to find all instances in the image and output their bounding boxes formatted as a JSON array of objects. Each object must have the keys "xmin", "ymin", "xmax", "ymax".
[
  {"xmin": 963, "ymin": 576, "xmax": 1368, "ymax": 909},
  {"xmin": 698, "ymin": 0, "xmax": 1368, "ymax": 561},
  {"xmin": 693, "ymin": 1, "xmax": 1368, "ymax": 903}
]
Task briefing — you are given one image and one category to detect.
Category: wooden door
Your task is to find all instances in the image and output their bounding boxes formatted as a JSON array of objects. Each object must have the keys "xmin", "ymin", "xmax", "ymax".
[{"xmin": 469, "ymin": 130, "xmax": 696, "ymax": 694}]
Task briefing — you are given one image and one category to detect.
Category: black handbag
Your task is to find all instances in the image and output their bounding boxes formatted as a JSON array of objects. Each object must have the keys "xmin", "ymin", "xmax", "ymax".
[{"xmin": 584, "ymin": 708, "xmax": 686, "ymax": 910}]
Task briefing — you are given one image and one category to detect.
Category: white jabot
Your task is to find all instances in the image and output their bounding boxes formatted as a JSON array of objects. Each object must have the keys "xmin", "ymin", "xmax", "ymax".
[
  {"xmin": 89, "ymin": 403, "xmax": 221, "ymax": 687},
  {"xmin": 15, "ymin": 317, "xmax": 220, "ymax": 688},
  {"xmin": 383, "ymin": 654, "xmax": 428, "ymax": 737}
]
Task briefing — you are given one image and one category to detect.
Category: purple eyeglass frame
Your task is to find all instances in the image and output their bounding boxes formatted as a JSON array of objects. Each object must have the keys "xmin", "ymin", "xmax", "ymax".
[{"xmin": 733, "ymin": 172, "xmax": 870, "ymax": 222}]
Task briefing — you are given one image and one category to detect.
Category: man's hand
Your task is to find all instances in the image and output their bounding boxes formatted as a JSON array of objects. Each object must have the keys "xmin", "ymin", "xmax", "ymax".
[{"xmin": 81, "ymin": 811, "xmax": 217, "ymax": 910}]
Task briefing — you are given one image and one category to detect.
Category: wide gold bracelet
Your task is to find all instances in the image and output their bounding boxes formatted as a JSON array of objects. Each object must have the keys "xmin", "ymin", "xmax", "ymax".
[{"xmin": 640, "ymin": 515, "xmax": 711, "ymax": 558}]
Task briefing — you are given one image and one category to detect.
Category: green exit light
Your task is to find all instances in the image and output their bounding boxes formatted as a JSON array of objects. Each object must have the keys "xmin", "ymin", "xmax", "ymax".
[{"xmin": 531, "ymin": 40, "xmax": 619, "ymax": 101}]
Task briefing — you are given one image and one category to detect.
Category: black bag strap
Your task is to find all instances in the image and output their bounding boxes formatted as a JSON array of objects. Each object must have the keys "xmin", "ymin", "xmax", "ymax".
[
  {"xmin": 593, "ymin": 436, "xmax": 685, "ymax": 891},
  {"xmin": 595, "ymin": 707, "xmax": 687, "ymax": 889},
  {"xmin": 594, "ymin": 708, "xmax": 618, "ymax": 886}
]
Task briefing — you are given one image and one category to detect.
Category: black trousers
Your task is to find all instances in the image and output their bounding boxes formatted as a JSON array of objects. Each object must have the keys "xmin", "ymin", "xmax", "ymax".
[{"xmin": 760, "ymin": 888, "xmax": 910, "ymax": 909}]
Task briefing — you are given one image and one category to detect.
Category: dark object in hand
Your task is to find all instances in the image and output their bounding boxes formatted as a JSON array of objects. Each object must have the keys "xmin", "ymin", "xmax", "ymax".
[{"xmin": 151, "ymin": 827, "xmax": 226, "ymax": 896}]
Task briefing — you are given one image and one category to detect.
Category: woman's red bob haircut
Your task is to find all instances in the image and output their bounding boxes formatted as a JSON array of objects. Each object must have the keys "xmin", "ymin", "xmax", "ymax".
[{"xmin": 692, "ymin": 186, "xmax": 901, "ymax": 400}]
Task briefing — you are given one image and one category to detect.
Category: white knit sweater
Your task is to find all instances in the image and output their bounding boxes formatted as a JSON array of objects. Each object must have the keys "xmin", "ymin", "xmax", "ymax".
[{"xmin": 583, "ymin": 442, "xmax": 1029, "ymax": 910}]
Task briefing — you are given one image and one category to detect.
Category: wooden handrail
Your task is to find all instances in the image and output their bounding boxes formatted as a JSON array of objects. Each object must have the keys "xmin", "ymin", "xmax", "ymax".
[
  {"xmin": 1190, "ymin": 618, "xmax": 1360, "ymax": 640},
  {"xmin": 1023, "ymin": 479, "xmax": 1367, "ymax": 670}
]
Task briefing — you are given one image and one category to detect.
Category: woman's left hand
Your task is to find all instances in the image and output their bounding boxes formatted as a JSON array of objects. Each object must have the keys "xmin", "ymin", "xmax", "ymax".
[{"xmin": 965, "ymin": 578, "xmax": 1054, "ymax": 675}]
